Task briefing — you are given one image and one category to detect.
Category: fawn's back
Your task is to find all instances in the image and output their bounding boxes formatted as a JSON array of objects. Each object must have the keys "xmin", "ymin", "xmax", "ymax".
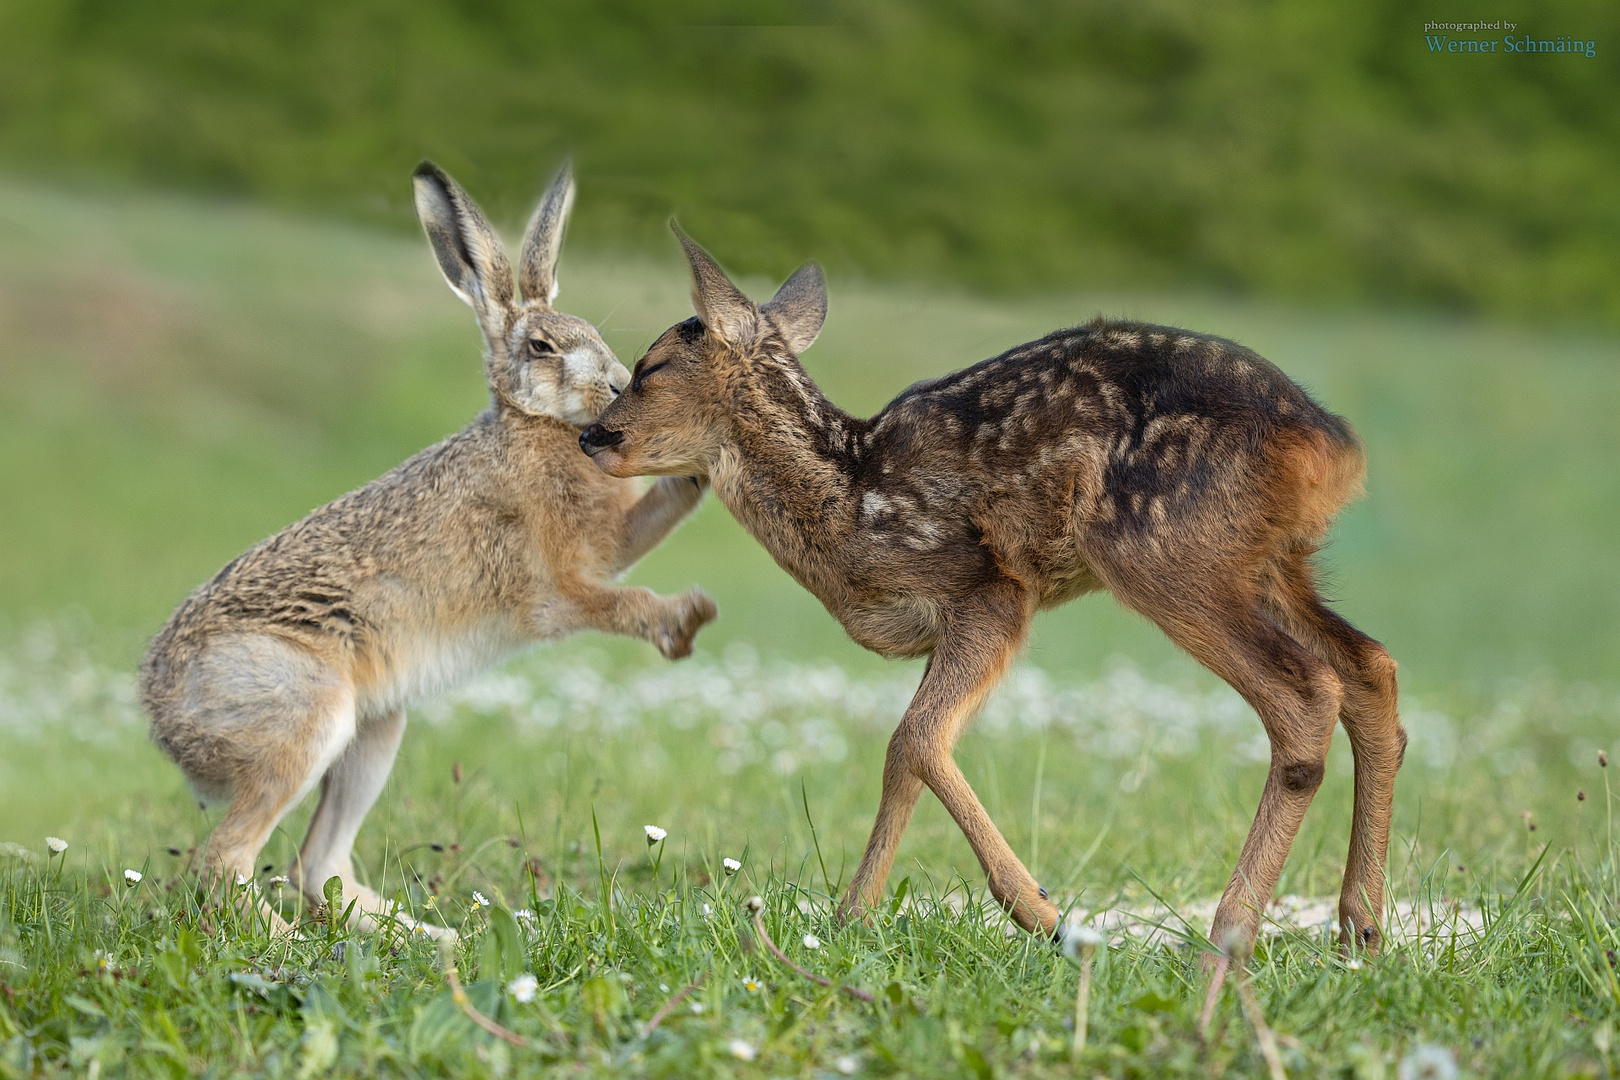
[{"xmin": 859, "ymin": 319, "xmax": 1361, "ymax": 576}]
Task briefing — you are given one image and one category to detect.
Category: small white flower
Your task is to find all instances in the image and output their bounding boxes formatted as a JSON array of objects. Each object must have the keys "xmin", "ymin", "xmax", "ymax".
[
  {"xmin": 723, "ymin": 857, "xmax": 741, "ymax": 875},
  {"xmin": 1344, "ymin": 957, "xmax": 1364, "ymax": 971},
  {"xmin": 727, "ymin": 1039, "xmax": 756, "ymax": 1061},
  {"xmin": 702, "ymin": 903, "xmax": 713, "ymax": 917},
  {"xmin": 743, "ymin": 976, "xmax": 762, "ymax": 992},
  {"xmin": 507, "ymin": 973, "xmax": 539, "ymax": 1003},
  {"xmin": 515, "ymin": 909, "xmax": 536, "ymax": 922},
  {"xmin": 1060, "ymin": 925, "xmax": 1105, "ymax": 963},
  {"xmin": 92, "ymin": 949, "xmax": 112, "ymax": 973},
  {"xmin": 123, "ymin": 869, "xmax": 142, "ymax": 885},
  {"xmin": 45, "ymin": 836, "xmax": 68, "ymax": 855},
  {"xmin": 803, "ymin": 933, "xmax": 821, "ymax": 950},
  {"xmin": 644, "ymin": 825, "xmax": 667, "ymax": 845},
  {"xmin": 471, "ymin": 891, "xmax": 490, "ymax": 909},
  {"xmin": 659, "ymin": 983, "xmax": 670, "ymax": 992},
  {"xmin": 835, "ymin": 1055, "xmax": 859, "ymax": 1075},
  {"xmin": 235, "ymin": 872, "xmax": 251, "ymax": 887},
  {"xmin": 269, "ymin": 875, "xmax": 289, "ymax": 888},
  {"xmin": 1398, "ymin": 1044, "xmax": 1458, "ymax": 1080},
  {"xmin": 689, "ymin": 1001, "xmax": 705, "ymax": 1014}
]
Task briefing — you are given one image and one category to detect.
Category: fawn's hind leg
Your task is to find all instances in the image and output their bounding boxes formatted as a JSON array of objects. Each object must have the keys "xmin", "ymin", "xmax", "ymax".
[
  {"xmin": 1108, "ymin": 573, "xmax": 1343, "ymax": 953},
  {"xmin": 1262, "ymin": 552, "xmax": 1404, "ymax": 952},
  {"xmin": 292, "ymin": 709, "xmax": 454, "ymax": 941}
]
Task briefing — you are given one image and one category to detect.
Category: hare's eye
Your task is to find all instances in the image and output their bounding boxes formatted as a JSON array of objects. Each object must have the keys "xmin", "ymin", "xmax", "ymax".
[{"xmin": 526, "ymin": 338, "xmax": 556, "ymax": 357}]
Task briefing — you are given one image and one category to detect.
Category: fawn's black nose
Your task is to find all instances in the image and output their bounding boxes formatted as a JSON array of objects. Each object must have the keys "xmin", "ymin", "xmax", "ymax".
[{"xmin": 579, "ymin": 424, "xmax": 624, "ymax": 453}]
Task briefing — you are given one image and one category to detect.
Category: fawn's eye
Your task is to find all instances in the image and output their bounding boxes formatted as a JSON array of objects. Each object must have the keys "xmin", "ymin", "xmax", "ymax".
[
  {"xmin": 631, "ymin": 360, "xmax": 669, "ymax": 391},
  {"xmin": 526, "ymin": 337, "xmax": 556, "ymax": 357}
]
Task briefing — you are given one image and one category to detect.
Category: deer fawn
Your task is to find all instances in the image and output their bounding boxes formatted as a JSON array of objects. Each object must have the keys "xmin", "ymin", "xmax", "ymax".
[
  {"xmin": 581, "ymin": 226, "xmax": 1404, "ymax": 954},
  {"xmin": 140, "ymin": 165, "xmax": 715, "ymax": 939}
]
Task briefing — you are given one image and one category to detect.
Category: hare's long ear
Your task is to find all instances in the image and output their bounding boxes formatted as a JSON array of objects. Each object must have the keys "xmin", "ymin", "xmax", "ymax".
[
  {"xmin": 413, "ymin": 161, "xmax": 515, "ymax": 320},
  {"xmin": 760, "ymin": 262, "xmax": 826, "ymax": 354},
  {"xmin": 673, "ymin": 222, "xmax": 760, "ymax": 347},
  {"xmin": 518, "ymin": 162, "xmax": 574, "ymax": 307}
]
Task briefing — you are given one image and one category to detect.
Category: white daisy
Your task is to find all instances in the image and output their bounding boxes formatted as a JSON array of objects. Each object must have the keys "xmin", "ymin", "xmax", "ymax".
[
  {"xmin": 1060, "ymin": 925, "xmax": 1105, "ymax": 964},
  {"xmin": 507, "ymin": 973, "xmax": 539, "ymax": 1003},
  {"xmin": 722, "ymin": 857, "xmax": 741, "ymax": 875},
  {"xmin": 269, "ymin": 876, "xmax": 289, "ymax": 888},
  {"xmin": 1398, "ymin": 1044, "xmax": 1458, "ymax": 1080},
  {"xmin": 45, "ymin": 837, "xmax": 68, "ymax": 855},
  {"xmin": 123, "ymin": 869, "xmax": 142, "ymax": 885},
  {"xmin": 728, "ymin": 1039, "xmax": 756, "ymax": 1061},
  {"xmin": 803, "ymin": 933, "xmax": 821, "ymax": 950},
  {"xmin": 835, "ymin": 1055, "xmax": 859, "ymax": 1075},
  {"xmin": 471, "ymin": 891, "xmax": 490, "ymax": 909},
  {"xmin": 644, "ymin": 825, "xmax": 667, "ymax": 845},
  {"xmin": 515, "ymin": 909, "xmax": 537, "ymax": 922}
]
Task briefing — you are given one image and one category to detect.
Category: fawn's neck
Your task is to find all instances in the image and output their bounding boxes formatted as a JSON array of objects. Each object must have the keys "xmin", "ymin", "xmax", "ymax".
[{"xmin": 710, "ymin": 361, "xmax": 868, "ymax": 607}]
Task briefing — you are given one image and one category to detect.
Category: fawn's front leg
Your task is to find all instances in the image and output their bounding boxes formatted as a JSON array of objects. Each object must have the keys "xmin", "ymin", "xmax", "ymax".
[
  {"xmin": 838, "ymin": 597, "xmax": 1060, "ymax": 935},
  {"xmin": 547, "ymin": 582, "xmax": 717, "ymax": 658},
  {"xmin": 611, "ymin": 476, "xmax": 707, "ymax": 574}
]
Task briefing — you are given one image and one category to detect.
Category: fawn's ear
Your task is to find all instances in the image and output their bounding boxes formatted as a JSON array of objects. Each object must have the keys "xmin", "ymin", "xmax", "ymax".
[
  {"xmin": 673, "ymin": 222, "xmax": 761, "ymax": 348},
  {"xmin": 761, "ymin": 262, "xmax": 826, "ymax": 354},
  {"xmin": 518, "ymin": 161, "xmax": 574, "ymax": 307},
  {"xmin": 413, "ymin": 161, "xmax": 515, "ymax": 314}
]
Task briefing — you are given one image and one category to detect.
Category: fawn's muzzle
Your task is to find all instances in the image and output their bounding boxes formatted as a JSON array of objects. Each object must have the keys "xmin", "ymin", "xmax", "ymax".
[{"xmin": 579, "ymin": 424, "xmax": 624, "ymax": 455}]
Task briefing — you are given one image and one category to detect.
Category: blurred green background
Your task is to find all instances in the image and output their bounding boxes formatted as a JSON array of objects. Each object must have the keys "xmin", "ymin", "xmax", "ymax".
[
  {"xmin": 3, "ymin": 0, "xmax": 1618, "ymax": 321},
  {"xmin": 1, "ymin": 0, "xmax": 1618, "ymax": 690}
]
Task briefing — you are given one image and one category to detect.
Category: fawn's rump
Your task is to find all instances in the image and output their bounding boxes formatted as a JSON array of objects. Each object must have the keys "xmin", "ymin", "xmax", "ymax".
[{"xmin": 1067, "ymin": 403, "xmax": 1365, "ymax": 594}]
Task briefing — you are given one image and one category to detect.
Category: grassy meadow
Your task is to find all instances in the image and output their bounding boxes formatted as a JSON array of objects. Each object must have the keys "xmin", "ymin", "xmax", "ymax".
[{"xmin": 4, "ymin": 178, "xmax": 1620, "ymax": 1076}]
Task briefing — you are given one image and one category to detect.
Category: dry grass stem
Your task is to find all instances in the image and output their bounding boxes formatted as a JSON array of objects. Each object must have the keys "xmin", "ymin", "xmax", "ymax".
[
  {"xmin": 441, "ymin": 944, "xmax": 542, "ymax": 1050},
  {"xmin": 747, "ymin": 896, "xmax": 874, "ymax": 1003}
]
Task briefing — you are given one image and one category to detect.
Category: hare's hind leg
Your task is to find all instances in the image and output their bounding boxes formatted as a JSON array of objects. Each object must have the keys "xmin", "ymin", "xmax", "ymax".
[
  {"xmin": 199, "ymin": 685, "xmax": 357, "ymax": 935},
  {"xmin": 291, "ymin": 709, "xmax": 454, "ymax": 941}
]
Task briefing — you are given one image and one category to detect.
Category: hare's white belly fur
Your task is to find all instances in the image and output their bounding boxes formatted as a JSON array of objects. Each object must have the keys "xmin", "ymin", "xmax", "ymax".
[{"xmin": 358, "ymin": 619, "xmax": 527, "ymax": 719}]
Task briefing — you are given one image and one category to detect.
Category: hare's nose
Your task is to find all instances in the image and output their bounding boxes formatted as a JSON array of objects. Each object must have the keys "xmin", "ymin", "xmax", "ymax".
[{"xmin": 579, "ymin": 424, "xmax": 624, "ymax": 453}]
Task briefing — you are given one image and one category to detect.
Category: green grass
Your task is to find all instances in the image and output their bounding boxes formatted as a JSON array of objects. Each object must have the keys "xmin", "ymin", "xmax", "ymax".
[
  {"xmin": 4, "ymin": 179, "xmax": 1620, "ymax": 1075},
  {"xmin": 5, "ymin": 631, "xmax": 1620, "ymax": 1077}
]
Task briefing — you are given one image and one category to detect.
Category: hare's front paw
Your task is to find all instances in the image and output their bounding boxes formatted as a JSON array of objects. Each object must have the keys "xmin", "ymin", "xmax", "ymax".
[
  {"xmin": 654, "ymin": 588, "xmax": 718, "ymax": 660},
  {"xmin": 659, "ymin": 475, "xmax": 709, "ymax": 505}
]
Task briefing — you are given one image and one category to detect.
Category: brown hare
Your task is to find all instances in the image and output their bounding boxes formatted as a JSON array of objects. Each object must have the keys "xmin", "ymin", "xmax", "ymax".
[
  {"xmin": 580, "ymin": 227, "xmax": 1402, "ymax": 957},
  {"xmin": 140, "ymin": 164, "xmax": 716, "ymax": 939}
]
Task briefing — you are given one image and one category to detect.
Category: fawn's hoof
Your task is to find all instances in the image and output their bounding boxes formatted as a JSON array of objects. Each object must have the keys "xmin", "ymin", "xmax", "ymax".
[{"xmin": 1338, "ymin": 911, "xmax": 1382, "ymax": 954}]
